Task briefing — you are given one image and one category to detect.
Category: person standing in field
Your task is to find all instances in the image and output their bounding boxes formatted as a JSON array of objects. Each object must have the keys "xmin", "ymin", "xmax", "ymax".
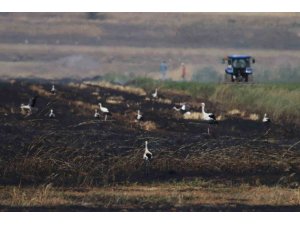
[
  {"xmin": 181, "ymin": 63, "xmax": 186, "ymax": 80},
  {"xmin": 160, "ymin": 60, "xmax": 168, "ymax": 80}
]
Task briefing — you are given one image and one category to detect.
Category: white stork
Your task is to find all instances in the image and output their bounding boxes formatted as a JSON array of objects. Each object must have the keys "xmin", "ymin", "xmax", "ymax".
[
  {"xmin": 137, "ymin": 110, "xmax": 143, "ymax": 121},
  {"xmin": 20, "ymin": 96, "xmax": 38, "ymax": 115},
  {"xmin": 201, "ymin": 102, "xmax": 216, "ymax": 123},
  {"xmin": 143, "ymin": 141, "xmax": 152, "ymax": 161},
  {"xmin": 49, "ymin": 109, "xmax": 55, "ymax": 118},
  {"xmin": 50, "ymin": 84, "xmax": 56, "ymax": 95},
  {"xmin": 99, "ymin": 103, "xmax": 110, "ymax": 121},
  {"xmin": 152, "ymin": 88, "xmax": 158, "ymax": 98},
  {"xmin": 143, "ymin": 141, "xmax": 153, "ymax": 175},
  {"xmin": 262, "ymin": 113, "xmax": 271, "ymax": 123}
]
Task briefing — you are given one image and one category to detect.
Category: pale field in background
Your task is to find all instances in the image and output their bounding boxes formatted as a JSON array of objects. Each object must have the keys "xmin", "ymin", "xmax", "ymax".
[{"xmin": 0, "ymin": 12, "xmax": 300, "ymax": 79}]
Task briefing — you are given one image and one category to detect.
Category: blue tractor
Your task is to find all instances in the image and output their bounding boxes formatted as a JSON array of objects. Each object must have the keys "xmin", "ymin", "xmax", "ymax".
[{"xmin": 222, "ymin": 55, "xmax": 255, "ymax": 82}]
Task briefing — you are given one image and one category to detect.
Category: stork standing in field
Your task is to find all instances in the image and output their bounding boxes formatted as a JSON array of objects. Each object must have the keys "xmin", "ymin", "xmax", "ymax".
[
  {"xmin": 49, "ymin": 109, "xmax": 55, "ymax": 118},
  {"xmin": 262, "ymin": 113, "xmax": 271, "ymax": 135},
  {"xmin": 143, "ymin": 141, "xmax": 152, "ymax": 174},
  {"xmin": 50, "ymin": 84, "xmax": 56, "ymax": 95},
  {"xmin": 94, "ymin": 109, "xmax": 100, "ymax": 119},
  {"xmin": 262, "ymin": 113, "xmax": 271, "ymax": 123},
  {"xmin": 180, "ymin": 103, "xmax": 187, "ymax": 111},
  {"xmin": 20, "ymin": 96, "xmax": 38, "ymax": 115},
  {"xmin": 143, "ymin": 141, "xmax": 152, "ymax": 161},
  {"xmin": 201, "ymin": 102, "xmax": 217, "ymax": 123},
  {"xmin": 201, "ymin": 102, "xmax": 217, "ymax": 135},
  {"xmin": 137, "ymin": 110, "xmax": 143, "ymax": 121},
  {"xmin": 99, "ymin": 103, "xmax": 111, "ymax": 121},
  {"xmin": 152, "ymin": 88, "xmax": 158, "ymax": 99}
]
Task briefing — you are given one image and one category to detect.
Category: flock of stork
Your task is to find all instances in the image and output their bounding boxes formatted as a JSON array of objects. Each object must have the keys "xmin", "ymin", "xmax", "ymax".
[{"xmin": 19, "ymin": 83, "xmax": 271, "ymax": 162}]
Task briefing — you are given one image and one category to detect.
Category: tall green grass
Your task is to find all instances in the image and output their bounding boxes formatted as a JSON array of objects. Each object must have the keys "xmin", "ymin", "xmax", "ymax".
[
  {"xmin": 211, "ymin": 84, "xmax": 300, "ymax": 125},
  {"xmin": 100, "ymin": 74, "xmax": 300, "ymax": 125},
  {"xmin": 128, "ymin": 77, "xmax": 300, "ymax": 125},
  {"xmin": 130, "ymin": 77, "xmax": 216, "ymax": 98}
]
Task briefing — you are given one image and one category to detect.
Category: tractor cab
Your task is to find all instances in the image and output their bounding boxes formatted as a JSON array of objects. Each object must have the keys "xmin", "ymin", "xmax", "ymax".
[{"xmin": 223, "ymin": 55, "xmax": 255, "ymax": 82}]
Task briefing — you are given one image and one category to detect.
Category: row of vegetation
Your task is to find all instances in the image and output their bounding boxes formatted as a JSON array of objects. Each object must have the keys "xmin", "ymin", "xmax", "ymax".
[
  {"xmin": 2, "ymin": 180, "xmax": 300, "ymax": 211},
  {"xmin": 99, "ymin": 74, "xmax": 300, "ymax": 125}
]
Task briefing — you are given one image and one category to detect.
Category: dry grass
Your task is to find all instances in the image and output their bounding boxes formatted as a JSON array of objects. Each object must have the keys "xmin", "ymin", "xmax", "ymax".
[
  {"xmin": 0, "ymin": 13, "xmax": 103, "ymax": 41},
  {"xmin": 29, "ymin": 84, "xmax": 53, "ymax": 97},
  {"xmin": 183, "ymin": 112, "xmax": 202, "ymax": 120},
  {"xmin": 139, "ymin": 121, "xmax": 158, "ymax": 131},
  {"xmin": 1, "ymin": 182, "xmax": 300, "ymax": 211},
  {"xmin": 29, "ymin": 84, "xmax": 96, "ymax": 114},
  {"xmin": 227, "ymin": 109, "xmax": 244, "ymax": 116},
  {"xmin": 84, "ymin": 81, "xmax": 147, "ymax": 96},
  {"xmin": 68, "ymin": 83, "xmax": 89, "ymax": 90},
  {"xmin": 106, "ymin": 96, "xmax": 125, "ymax": 105},
  {"xmin": 249, "ymin": 113, "xmax": 260, "ymax": 121}
]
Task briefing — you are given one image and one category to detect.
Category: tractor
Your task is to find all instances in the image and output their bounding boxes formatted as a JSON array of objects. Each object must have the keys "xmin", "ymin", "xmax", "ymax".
[{"xmin": 222, "ymin": 55, "xmax": 255, "ymax": 83}]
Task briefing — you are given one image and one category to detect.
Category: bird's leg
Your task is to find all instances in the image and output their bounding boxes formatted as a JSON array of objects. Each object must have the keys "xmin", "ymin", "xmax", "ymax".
[
  {"xmin": 104, "ymin": 114, "xmax": 107, "ymax": 121},
  {"xmin": 144, "ymin": 160, "xmax": 150, "ymax": 176},
  {"xmin": 144, "ymin": 160, "xmax": 147, "ymax": 175},
  {"xmin": 263, "ymin": 126, "xmax": 271, "ymax": 138}
]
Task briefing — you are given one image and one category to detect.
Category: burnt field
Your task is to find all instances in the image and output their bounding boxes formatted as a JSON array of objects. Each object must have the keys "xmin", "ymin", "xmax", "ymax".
[{"xmin": 0, "ymin": 79, "xmax": 300, "ymax": 211}]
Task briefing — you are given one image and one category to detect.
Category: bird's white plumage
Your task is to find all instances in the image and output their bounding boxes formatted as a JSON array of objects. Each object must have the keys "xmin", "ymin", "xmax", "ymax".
[
  {"xmin": 152, "ymin": 88, "xmax": 158, "ymax": 98},
  {"xmin": 181, "ymin": 103, "xmax": 186, "ymax": 111},
  {"xmin": 137, "ymin": 110, "xmax": 143, "ymax": 120},
  {"xmin": 51, "ymin": 84, "xmax": 56, "ymax": 94},
  {"xmin": 201, "ymin": 102, "xmax": 216, "ymax": 121},
  {"xmin": 173, "ymin": 106, "xmax": 181, "ymax": 111},
  {"xmin": 94, "ymin": 109, "xmax": 100, "ymax": 118},
  {"xmin": 262, "ymin": 113, "xmax": 271, "ymax": 123},
  {"xmin": 99, "ymin": 103, "xmax": 109, "ymax": 113},
  {"xmin": 173, "ymin": 103, "xmax": 188, "ymax": 113},
  {"xmin": 20, "ymin": 96, "xmax": 37, "ymax": 115},
  {"xmin": 20, "ymin": 104, "xmax": 31, "ymax": 111},
  {"xmin": 49, "ymin": 109, "xmax": 55, "ymax": 118},
  {"xmin": 143, "ymin": 141, "xmax": 152, "ymax": 161}
]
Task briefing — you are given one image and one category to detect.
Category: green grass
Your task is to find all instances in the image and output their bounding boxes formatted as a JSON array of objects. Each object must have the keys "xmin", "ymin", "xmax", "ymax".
[
  {"xmin": 129, "ymin": 77, "xmax": 216, "ymax": 98},
  {"xmin": 210, "ymin": 84, "xmax": 300, "ymax": 124},
  {"xmin": 117, "ymin": 76, "xmax": 300, "ymax": 125}
]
